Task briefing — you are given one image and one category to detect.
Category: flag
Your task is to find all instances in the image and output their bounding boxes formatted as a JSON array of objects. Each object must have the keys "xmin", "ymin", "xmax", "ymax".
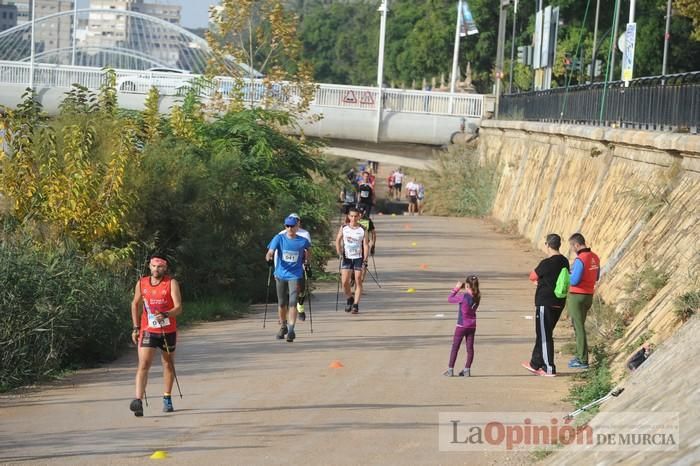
[{"xmin": 459, "ymin": 0, "xmax": 479, "ymax": 37}]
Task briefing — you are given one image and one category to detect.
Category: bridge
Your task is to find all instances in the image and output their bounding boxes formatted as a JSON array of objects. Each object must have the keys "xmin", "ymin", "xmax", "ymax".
[{"xmin": 0, "ymin": 7, "xmax": 490, "ymax": 146}]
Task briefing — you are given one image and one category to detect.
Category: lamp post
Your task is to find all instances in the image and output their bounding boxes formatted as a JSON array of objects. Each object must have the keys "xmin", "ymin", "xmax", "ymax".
[
  {"xmin": 29, "ymin": 0, "xmax": 36, "ymax": 89},
  {"xmin": 376, "ymin": 0, "xmax": 389, "ymax": 143},
  {"xmin": 661, "ymin": 0, "xmax": 671, "ymax": 76},
  {"xmin": 508, "ymin": 0, "xmax": 518, "ymax": 94},
  {"xmin": 72, "ymin": 0, "xmax": 78, "ymax": 66}
]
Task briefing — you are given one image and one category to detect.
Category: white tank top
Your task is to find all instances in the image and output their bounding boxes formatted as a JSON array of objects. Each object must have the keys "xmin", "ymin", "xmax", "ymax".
[{"xmin": 342, "ymin": 225, "xmax": 365, "ymax": 260}]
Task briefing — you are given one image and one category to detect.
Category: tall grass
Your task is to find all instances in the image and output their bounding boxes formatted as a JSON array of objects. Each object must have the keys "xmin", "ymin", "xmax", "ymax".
[
  {"xmin": 0, "ymin": 236, "xmax": 131, "ymax": 392},
  {"xmin": 422, "ymin": 144, "xmax": 500, "ymax": 217}
]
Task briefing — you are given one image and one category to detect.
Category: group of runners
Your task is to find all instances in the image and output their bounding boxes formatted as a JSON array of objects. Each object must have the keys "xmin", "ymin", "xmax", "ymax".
[{"xmin": 129, "ymin": 163, "xmax": 381, "ymax": 416}]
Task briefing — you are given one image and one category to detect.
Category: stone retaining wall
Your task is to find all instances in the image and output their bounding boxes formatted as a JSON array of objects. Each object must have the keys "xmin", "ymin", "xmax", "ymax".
[{"xmin": 480, "ymin": 120, "xmax": 700, "ymax": 365}]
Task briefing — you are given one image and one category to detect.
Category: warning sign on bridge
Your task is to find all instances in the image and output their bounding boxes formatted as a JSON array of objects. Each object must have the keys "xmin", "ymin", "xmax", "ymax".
[
  {"xmin": 342, "ymin": 90, "xmax": 357, "ymax": 104},
  {"xmin": 360, "ymin": 91, "xmax": 375, "ymax": 105}
]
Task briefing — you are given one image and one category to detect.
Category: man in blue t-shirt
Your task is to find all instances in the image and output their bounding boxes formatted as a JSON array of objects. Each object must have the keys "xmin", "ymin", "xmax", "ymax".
[{"xmin": 265, "ymin": 215, "xmax": 311, "ymax": 342}]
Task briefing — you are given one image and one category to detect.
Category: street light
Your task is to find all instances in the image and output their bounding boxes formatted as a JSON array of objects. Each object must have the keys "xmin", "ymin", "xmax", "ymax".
[{"xmin": 376, "ymin": 0, "xmax": 389, "ymax": 143}]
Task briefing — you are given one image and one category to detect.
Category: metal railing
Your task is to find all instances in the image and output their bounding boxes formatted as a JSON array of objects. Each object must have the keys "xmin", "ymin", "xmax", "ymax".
[
  {"xmin": 0, "ymin": 61, "xmax": 485, "ymax": 119},
  {"xmin": 498, "ymin": 72, "xmax": 700, "ymax": 132}
]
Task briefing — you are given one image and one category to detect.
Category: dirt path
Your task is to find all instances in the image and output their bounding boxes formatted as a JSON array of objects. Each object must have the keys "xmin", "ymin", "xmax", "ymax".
[{"xmin": 0, "ymin": 215, "xmax": 573, "ymax": 465}]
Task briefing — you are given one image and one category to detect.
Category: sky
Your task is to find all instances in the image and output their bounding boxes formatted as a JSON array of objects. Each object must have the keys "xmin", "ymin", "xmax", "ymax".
[{"xmin": 77, "ymin": 0, "xmax": 215, "ymax": 29}]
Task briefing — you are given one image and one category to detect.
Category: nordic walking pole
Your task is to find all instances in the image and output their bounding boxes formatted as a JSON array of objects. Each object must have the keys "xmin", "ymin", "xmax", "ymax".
[
  {"xmin": 160, "ymin": 323, "xmax": 183, "ymax": 399},
  {"xmin": 144, "ymin": 299, "xmax": 183, "ymax": 399},
  {"xmin": 365, "ymin": 264, "xmax": 382, "ymax": 288},
  {"xmin": 371, "ymin": 254, "xmax": 380, "ymax": 282},
  {"xmin": 263, "ymin": 264, "xmax": 272, "ymax": 328},
  {"xmin": 335, "ymin": 258, "xmax": 342, "ymax": 312},
  {"xmin": 304, "ymin": 269, "xmax": 313, "ymax": 334},
  {"xmin": 564, "ymin": 388, "xmax": 624, "ymax": 420}
]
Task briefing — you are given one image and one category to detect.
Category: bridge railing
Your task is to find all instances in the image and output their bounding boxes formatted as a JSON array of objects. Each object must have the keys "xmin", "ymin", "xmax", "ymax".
[
  {"xmin": 498, "ymin": 72, "xmax": 700, "ymax": 132},
  {"xmin": 0, "ymin": 61, "xmax": 486, "ymax": 118}
]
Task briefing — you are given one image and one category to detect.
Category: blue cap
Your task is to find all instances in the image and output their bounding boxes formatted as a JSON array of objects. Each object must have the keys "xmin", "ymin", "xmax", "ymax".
[{"xmin": 284, "ymin": 215, "xmax": 298, "ymax": 226}]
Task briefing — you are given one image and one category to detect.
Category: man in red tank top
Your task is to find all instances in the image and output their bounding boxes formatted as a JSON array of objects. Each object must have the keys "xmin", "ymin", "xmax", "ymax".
[{"xmin": 129, "ymin": 254, "xmax": 182, "ymax": 417}]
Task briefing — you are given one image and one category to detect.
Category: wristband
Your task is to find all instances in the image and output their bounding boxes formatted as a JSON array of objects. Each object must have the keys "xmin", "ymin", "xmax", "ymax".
[
  {"xmin": 132, "ymin": 326, "xmax": 140, "ymax": 331},
  {"xmin": 162, "ymin": 312, "xmax": 170, "ymax": 319}
]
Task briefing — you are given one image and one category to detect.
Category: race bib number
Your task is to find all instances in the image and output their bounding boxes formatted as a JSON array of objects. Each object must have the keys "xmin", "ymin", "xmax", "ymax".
[
  {"xmin": 148, "ymin": 313, "xmax": 170, "ymax": 328},
  {"xmin": 347, "ymin": 245, "xmax": 361, "ymax": 257},
  {"xmin": 360, "ymin": 191, "xmax": 370, "ymax": 198},
  {"xmin": 282, "ymin": 250, "xmax": 299, "ymax": 263}
]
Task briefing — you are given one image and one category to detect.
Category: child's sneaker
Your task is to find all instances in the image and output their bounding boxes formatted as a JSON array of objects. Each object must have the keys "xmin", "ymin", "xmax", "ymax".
[
  {"xmin": 458, "ymin": 368, "xmax": 471, "ymax": 377},
  {"xmin": 442, "ymin": 368, "xmax": 454, "ymax": 377}
]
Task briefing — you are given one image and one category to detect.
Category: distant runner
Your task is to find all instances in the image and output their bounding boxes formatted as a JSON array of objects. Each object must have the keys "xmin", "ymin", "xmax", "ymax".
[
  {"xmin": 357, "ymin": 171, "xmax": 375, "ymax": 217},
  {"xmin": 129, "ymin": 254, "xmax": 183, "ymax": 417},
  {"xmin": 357, "ymin": 206, "xmax": 377, "ymax": 283},
  {"xmin": 417, "ymin": 182, "xmax": 425, "ymax": 215},
  {"xmin": 266, "ymin": 215, "xmax": 311, "ymax": 342},
  {"xmin": 406, "ymin": 178, "xmax": 419, "ymax": 215},
  {"xmin": 387, "ymin": 172, "xmax": 395, "ymax": 199},
  {"xmin": 336, "ymin": 207, "xmax": 369, "ymax": 314},
  {"xmin": 392, "ymin": 169, "xmax": 404, "ymax": 201},
  {"xmin": 340, "ymin": 184, "xmax": 357, "ymax": 215}
]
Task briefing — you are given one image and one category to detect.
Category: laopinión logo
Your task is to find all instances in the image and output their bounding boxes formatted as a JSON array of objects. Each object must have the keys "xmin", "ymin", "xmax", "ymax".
[{"xmin": 438, "ymin": 412, "xmax": 679, "ymax": 452}]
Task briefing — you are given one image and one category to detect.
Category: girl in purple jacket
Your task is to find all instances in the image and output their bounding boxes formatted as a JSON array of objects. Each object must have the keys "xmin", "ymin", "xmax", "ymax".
[{"xmin": 443, "ymin": 275, "xmax": 481, "ymax": 377}]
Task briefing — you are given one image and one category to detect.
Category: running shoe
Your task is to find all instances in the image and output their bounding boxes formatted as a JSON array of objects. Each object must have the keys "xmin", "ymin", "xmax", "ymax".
[
  {"xmin": 535, "ymin": 369, "xmax": 557, "ymax": 377},
  {"xmin": 162, "ymin": 396, "xmax": 174, "ymax": 413},
  {"xmin": 351, "ymin": 304, "xmax": 359, "ymax": 314},
  {"xmin": 345, "ymin": 296, "xmax": 353, "ymax": 313},
  {"xmin": 520, "ymin": 361, "xmax": 538, "ymax": 374},
  {"xmin": 130, "ymin": 398, "xmax": 144, "ymax": 417},
  {"xmin": 276, "ymin": 325, "xmax": 288, "ymax": 340},
  {"xmin": 442, "ymin": 368, "xmax": 454, "ymax": 377},
  {"xmin": 286, "ymin": 330, "xmax": 296, "ymax": 342},
  {"xmin": 458, "ymin": 368, "xmax": 471, "ymax": 377},
  {"xmin": 568, "ymin": 358, "xmax": 589, "ymax": 369},
  {"xmin": 297, "ymin": 303, "xmax": 306, "ymax": 321}
]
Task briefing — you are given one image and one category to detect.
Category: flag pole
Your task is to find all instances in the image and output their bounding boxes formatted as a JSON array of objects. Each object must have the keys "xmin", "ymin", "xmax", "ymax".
[{"xmin": 449, "ymin": 0, "xmax": 463, "ymax": 113}]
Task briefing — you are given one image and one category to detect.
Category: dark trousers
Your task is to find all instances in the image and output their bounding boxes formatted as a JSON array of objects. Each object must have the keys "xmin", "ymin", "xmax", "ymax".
[
  {"xmin": 448, "ymin": 326, "xmax": 476, "ymax": 369},
  {"xmin": 530, "ymin": 305, "xmax": 563, "ymax": 375}
]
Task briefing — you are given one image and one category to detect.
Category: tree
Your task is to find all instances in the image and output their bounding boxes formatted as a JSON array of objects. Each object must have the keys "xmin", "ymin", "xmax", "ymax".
[
  {"xmin": 677, "ymin": 0, "xmax": 700, "ymax": 41},
  {"xmin": 206, "ymin": 0, "xmax": 317, "ymax": 117}
]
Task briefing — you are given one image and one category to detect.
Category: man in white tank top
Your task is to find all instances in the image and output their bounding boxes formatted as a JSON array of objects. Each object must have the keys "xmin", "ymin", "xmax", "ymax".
[{"xmin": 335, "ymin": 206, "xmax": 369, "ymax": 314}]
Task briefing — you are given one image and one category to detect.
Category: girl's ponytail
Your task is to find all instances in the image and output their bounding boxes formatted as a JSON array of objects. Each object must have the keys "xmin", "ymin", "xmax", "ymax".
[{"xmin": 465, "ymin": 275, "xmax": 480, "ymax": 306}]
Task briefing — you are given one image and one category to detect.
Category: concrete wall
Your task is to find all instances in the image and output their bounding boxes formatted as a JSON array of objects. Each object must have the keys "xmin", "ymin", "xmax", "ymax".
[
  {"xmin": 480, "ymin": 120, "xmax": 700, "ymax": 362},
  {"xmin": 0, "ymin": 84, "xmax": 481, "ymax": 146}
]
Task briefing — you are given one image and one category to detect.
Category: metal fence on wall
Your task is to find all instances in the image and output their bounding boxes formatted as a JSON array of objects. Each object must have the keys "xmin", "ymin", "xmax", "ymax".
[{"xmin": 498, "ymin": 72, "xmax": 700, "ymax": 132}]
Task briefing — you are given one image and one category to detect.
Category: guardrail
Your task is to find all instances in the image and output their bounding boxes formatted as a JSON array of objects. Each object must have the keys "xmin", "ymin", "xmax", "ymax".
[
  {"xmin": 498, "ymin": 72, "xmax": 700, "ymax": 132},
  {"xmin": 0, "ymin": 61, "xmax": 485, "ymax": 119}
]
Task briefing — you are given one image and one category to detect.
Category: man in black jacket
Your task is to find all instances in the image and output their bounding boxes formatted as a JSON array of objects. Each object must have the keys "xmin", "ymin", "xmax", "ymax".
[{"xmin": 522, "ymin": 234, "xmax": 570, "ymax": 377}]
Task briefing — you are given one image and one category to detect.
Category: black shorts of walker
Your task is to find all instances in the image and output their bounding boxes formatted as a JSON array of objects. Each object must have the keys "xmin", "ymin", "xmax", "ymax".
[
  {"xmin": 341, "ymin": 257, "xmax": 364, "ymax": 270},
  {"xmin": 139, "ymin": 331, "xmax": 177, "ymax": 351}
]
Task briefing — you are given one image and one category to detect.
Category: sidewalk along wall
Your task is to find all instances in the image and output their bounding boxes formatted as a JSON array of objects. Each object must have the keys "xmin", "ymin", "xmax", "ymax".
[{"xmin": 479, "ymin": 120, "xmax": 700, "ymax": 366}]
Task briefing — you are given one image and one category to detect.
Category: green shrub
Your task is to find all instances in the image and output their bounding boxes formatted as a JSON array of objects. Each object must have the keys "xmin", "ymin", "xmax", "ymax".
[
  {"xmin": 568, "ymin": 345, "xmax": 614, "ymax": 409},
  {"xmin": 0, "ymin": 236, "xmax": 131, "ymax": 392},
  {"xmin": 422, "ymin": 144, "xmax": 499, "ymax": 217},
  {"xmin": 619, "ymin": 265, "xmax": 669, "ymax": 324},
  {"xmin": 674, "ymin": 290, "xmax": 699, "ymax": 323},
  {"xmin": 128, "ymin": 109, "xmax": 335, "ymax": 302}
]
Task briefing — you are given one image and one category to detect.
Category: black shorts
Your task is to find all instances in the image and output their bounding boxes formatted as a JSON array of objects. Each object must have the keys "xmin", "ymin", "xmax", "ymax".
[
  {"xmin": 409, "ymin": 195, "xmax": 418, "ymax": 205},
  {"xmin": 341, "ymin": 257, "xmax": 364, "ymax": 270},
  {"xmin": 139, "ymin": 330, "xmax": 177, "ymax": 351},
  {"xmin": 394, "ymin": 183, "xmax": 402, "ymax": 191}
]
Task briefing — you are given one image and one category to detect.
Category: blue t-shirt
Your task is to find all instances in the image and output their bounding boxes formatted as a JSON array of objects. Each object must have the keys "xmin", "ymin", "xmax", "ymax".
[{"xmin": 268, "ymin": 233, "xmax": 310, "ymax": 280}]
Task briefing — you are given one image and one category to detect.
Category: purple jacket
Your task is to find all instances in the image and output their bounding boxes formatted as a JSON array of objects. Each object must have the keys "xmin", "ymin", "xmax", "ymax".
[{"xmin": 448, "ymin": 288, "xmax": 478, "ymax": 328}]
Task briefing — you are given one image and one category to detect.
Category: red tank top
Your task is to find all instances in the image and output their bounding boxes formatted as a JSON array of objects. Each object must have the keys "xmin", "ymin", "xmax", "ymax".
[{"xmin": 140, "ymin": 276, "xmax": 177, "ymax": 333}]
